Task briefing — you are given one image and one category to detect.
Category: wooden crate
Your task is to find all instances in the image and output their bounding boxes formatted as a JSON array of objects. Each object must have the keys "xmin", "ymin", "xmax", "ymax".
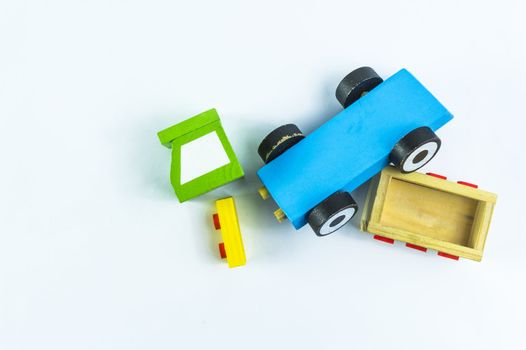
[{"xmin": 360, "ymin": 167, "xmax": 497, "ymax": 261}]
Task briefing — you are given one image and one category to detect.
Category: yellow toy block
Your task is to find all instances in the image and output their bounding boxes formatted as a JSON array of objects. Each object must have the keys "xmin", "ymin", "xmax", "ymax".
[{"xmin": 212, "ymin": 197, "xmax": 246, "ymax": 268}]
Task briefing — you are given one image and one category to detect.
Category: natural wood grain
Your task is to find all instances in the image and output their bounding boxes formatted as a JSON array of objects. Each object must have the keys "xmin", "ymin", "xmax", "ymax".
[
  {"xmin": 360, "ymin": 166, "xmax": 497, "ymax": 261},
  {"xmin": 381, "ymin": 178, "xmax": 478, "ymax": 246}
]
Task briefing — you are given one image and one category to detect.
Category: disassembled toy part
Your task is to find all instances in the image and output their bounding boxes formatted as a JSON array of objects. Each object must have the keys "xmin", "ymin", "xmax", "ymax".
[
  {"xmin": 158, "ymin": 109, "xmax": 244, "ymax": 202},
  {"xmin": 213, "ymin": 197, "xmax": 246, "ymax": 268},
  {"xmin": 257, "ymin": 67, "xmax": 453, "ymax": 236},
  {"xmin": 361, "ymin": 166, "xmax": 497, "ymax": 261}
]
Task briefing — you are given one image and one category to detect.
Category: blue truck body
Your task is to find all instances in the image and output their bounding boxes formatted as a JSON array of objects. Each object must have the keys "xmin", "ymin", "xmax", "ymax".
[{"xmin": 257, "ymin": 69, "xmax": 453, "ymax": 229}]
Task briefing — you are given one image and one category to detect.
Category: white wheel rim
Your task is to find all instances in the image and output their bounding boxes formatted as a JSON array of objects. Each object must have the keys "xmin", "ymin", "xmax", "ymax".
[
  {"xmin": 319, "ymin": 207, "xmax": 356, "ymax": 236},
  {"xmin": 402, "ymin": 142, "xmax": 439, "ymax": 172}
]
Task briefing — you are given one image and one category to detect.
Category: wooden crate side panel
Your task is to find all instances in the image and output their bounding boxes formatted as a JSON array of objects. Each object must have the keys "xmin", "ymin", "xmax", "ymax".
[{"xmin": 360, "ymin": 175, "xmax": 381, "ymax": 232}]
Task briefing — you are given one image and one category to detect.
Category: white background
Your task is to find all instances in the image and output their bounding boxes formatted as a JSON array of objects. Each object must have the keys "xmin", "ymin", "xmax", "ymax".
[{"xmin": 1, "ymin": 1, "xmax": 525, "ymax": 349}]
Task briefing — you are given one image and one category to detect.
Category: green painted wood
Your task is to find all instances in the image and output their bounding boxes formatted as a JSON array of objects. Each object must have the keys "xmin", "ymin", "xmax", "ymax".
[{"xmin": 157, "ymin": 109, "xmax": 244, "ymax": 202}]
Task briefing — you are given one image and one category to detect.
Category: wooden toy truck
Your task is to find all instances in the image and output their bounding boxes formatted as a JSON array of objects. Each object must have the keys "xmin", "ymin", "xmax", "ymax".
[
  {"xmin": 361, "ymin": 167, "xmax": 497, "ymax": 261},
  {"xmin": 257, "ymin": 67, "xmax": 453, "ymax": 236}
]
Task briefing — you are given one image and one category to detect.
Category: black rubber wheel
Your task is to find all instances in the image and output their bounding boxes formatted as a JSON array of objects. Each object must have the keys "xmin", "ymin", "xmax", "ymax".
[
  {"xmin": 335, "ymin": 66, "xmax": 383, "ymax": 108},
  {"xmin": 390, "ymin": 126, "xmax": 441, "ymax": 173},
  {"xmin": 308, "ymin": 192, "xmax": 358, "ymax": 236},
  {"xmin": 257, "ymin": 124, "xmax": 305, "ymax": 164}
]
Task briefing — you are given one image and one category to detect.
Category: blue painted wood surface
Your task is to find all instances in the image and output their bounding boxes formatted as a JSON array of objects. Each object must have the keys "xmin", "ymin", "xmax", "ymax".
[{"xmin": 257, "ymin": 69, "xmax": 453, "ymax": 229}]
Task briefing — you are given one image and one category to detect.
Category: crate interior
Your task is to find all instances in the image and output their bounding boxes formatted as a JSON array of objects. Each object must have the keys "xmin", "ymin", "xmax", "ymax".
[{"xmin": 380, "ymin": 178, "xmax": 483, "ymax": 248}]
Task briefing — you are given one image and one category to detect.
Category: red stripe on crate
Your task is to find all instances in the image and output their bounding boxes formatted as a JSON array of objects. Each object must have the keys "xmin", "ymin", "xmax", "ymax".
[
  {"xmin": 457, "ymin": 181, "xmax": 478, "ymax": 188},
  {"xmin": 406, "ymin": 243, "xmax": 428, "ymax": 252},
  {"xmin": 438, "ymin": 252, "xmax": 459, "ymax": 260},
  {"xmin": 426, "ymin": 172, "xmax": 447, "ymax": 180},
  {"xmin": 373, "ymin": 235, "xmax": 394, "ymax": 244}
]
